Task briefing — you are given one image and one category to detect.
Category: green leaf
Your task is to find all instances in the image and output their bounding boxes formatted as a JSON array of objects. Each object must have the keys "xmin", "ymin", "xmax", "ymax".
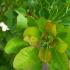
[
  {"xmin": 37, "ymin": 17, "xmax": 46, "ymax": 32},
  {"xmin": 24, "ymin": 36, "xmax": 39, "ymax": 47},
  {"xmin": 13, "ymin": 47, "xmax": 42, "ymax": 70},
  {"xmin": 49, "ymin": 48, "xmax": 68, "ymax": 70},
  {"xmin": 39, "ymin": 47, "xmax": 46, "ymax": 63},
  {"xmin": 59, "ymin": 8, "xmax": 70, "ymax": 25},
  {"xmin": 49, "ymin": 62, "xmax": 56, "ymax": 70},
  {"xmin": 27, "ymin": 16, "xmax": 37, "ymax": 26},
  {"xmin": 46, "ymin": 22, "xmax": 57, "ymax": 36},
  {"xmin": 17, "ymin": 14, "xmax": 28, "ymax": 30},
  {"xmin": 4, "ymin": 37, "xmax": 28, "ymax": 54},
  {"xmin": 23, "ymin": 27, "xmax": 41, "ymax": 46},
  {"xmin": 56, "ymin": 23, "xmax": 67, "ymax": 40},
  {"xmin": 5, "ymin": 9, "xmax": 16, "ymax": 29},
  {"xmin": 39, "ymin": 47, "xmax": 52, "ymax": 63},
  {"xmin": 0, "ymin": 30, "xmax": 4, "ymax": 41},
  {"xmin": 56, "ymin": 38, "xmax": 68, "ymax": 53},
  {"xmin": 23, "ymin": 27, "xmax": 41, "ymax": 38},
  {"xmin": 0, "ymin": 66, "xmax": 8, "ymax": 70},
  {"xmin": 15, "ymin": 7, "xmax": 26, "ymax": 15},
  {"xmin": 66, "ymin": 48, "xmax": 70, "ymax": 58},
  {"xmin": 64, "ymin": 26, "xmax": 70, "ymax": 45},
  {"xmin": 39, "ymin": 8, "xmax": 49, "ymax": 19},
  {"xmin": 56, "ymin": 23, "xmax": 65, "ymax": 33}
]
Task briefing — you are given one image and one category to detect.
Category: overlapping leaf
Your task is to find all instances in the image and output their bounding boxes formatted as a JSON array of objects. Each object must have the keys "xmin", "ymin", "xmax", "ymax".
[
  {"xmin": 49, "ymin": 48, "xmax": 68, "ymax": 70},
  {"xmin": 13, "ymin": 47, "xmax": 42, "ymax": 70},
  {"xmin": 5, "ymin": 37, "xmax": 28, "ymax": 54}
]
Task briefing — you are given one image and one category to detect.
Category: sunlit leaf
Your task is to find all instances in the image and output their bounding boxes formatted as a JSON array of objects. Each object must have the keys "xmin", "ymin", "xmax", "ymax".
[
  {"xmin": 23, "ymin": 27, "xmax": 41, "ymax": 38},
  {"xmin": 46, "ymin": 22, "xmax": 57, "ymax": 36},
  {"xmin": 17, "ymin": 14, "xmax": 28, "ymax": 30},
  {"xmin": 13, "ymin": 47, "xmax": 42, "ymax": 70},
  {"xmin": 39, "ymin": 47, "xmax": 52, "ymax": 63},
  {"xmin": 23, "ymin": 27, "xmax": 41, "ymax": 47},
  {"xmin": 56, "ymin": 38, "xmax": 68, "ymax": 53},
  {"xmin": 5, "ymin": 37, "xmax": 28, "ymax": 54}
]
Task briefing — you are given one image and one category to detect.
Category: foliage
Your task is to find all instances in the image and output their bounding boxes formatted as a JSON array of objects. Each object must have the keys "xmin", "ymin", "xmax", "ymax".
[{"xmin": 0, "ymin": 0, "xmax": 70, "ymax": 70}]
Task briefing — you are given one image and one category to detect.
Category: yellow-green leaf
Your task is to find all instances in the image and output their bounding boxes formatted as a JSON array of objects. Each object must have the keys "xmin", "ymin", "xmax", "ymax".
[
  {"xmin": 5, "ymin": 37, "xmax": 28, "ymax": 54},
  {"xmin": 23, "ymin": 27, "xmax": 41, "ymax": 38},
  {"xmin": 17, "ymin": 14, "xmax": 28, "ymax": 30},
  {"xmin": 46, "ymin": 21, "xmax": 57, "ymax": 36},
  {"xmin": 56, "ymin": 38, "xmax": 68, "ymax": 53},
  {"xmin": 39, "ymin": 47, "xmax": 52, "ymax": 63},
  {"xmin": 13, "ymin": 47, "xmax": 42, "ymax": 70},
  {"xmin": 23, "ymin": 27, "xmax": 41, "ymax": 46}
]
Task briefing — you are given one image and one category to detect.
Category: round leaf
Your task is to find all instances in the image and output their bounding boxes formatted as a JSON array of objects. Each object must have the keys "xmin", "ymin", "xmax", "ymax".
[{"xmin": 13, "ymin": 47, "xmax": 42, "ymax": 70}]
